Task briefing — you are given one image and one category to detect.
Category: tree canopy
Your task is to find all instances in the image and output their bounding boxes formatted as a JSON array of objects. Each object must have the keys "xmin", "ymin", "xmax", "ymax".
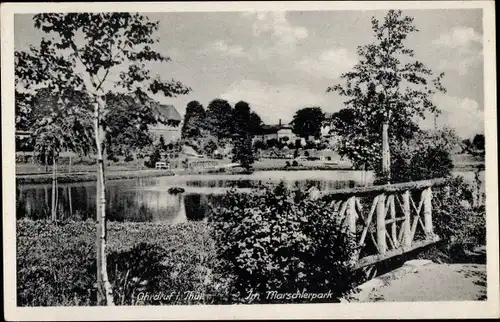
[
  {"xmin": 232, "ymin": 101, "xmax": 255, "ymax": 169},
  {"xmin": 205, "ymin": 99, "xmax": 234, "ymax": 140},
  {"xmin": 29, "ymin": 88, "xmax": 95, "ymax": 159},
  {"xmin": 291, "ymin": 107, "xmax": 325, "ymax": 139},
  {"xmin": 181, "ymin": 100, "xmax": 206, "ymax": 139},
  {"xmin": 472, "ymin": 134, "xmax": 485, "ymax": 151},
  {"xmin": 327, "ymin": 10, "xmax": 446, "ymax": 177}
]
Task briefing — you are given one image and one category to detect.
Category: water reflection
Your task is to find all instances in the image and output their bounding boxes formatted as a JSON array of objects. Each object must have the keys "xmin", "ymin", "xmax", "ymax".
[{"xmin": 16, "ymin": 170, "xmax": 371, "ymax": 223}]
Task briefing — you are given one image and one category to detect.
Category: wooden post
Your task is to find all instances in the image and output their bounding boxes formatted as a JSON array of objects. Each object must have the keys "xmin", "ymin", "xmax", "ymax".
[
  {"xmin": 346, "ymin": 196, "xmax": 358, "ymax": 262},
  {"xmin": 422, "ymin": 187, "xmax": 433, "ymax": 238},
  {"xmin": 376, "ymin": 193, "xmax": 387, "ymax": 255},
  {"xmin": 389, "ymin": 195, "xmax": 398, "ymax": 248},
  {"xmin": 346, "ymin": 197, "xmax": 357, "ymax": 235},
  {"xmin": 402, "ymin": 190, "xmax": 412, "ymax": 248}
]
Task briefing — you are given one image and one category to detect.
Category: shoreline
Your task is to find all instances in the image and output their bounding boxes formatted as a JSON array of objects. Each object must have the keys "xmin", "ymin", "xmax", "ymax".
[
  {"xmin": 15, "ymin": 162, "xmax": 483, "ymax": 185},
  {"xmin": 15, "ymin": 164, "xmax": 358, "ymax": 185}
]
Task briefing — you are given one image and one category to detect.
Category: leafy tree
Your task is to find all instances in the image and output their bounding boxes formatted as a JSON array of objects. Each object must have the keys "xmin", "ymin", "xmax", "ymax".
[
  {"xmin": 205, "ymin": 99, "xmax": 233, "ymax": 140},
  {"xmin": 249, "ymin": 111, "xmax": 264, "ymax": 135},
  {"xmin": 144, "ymin": 146, "xmax": 162, "ymax": 168},
  {"xmin": 231, "ymin": 101, "xmax": 255, "ymax": 170},
  {"xmin": 461, "ymin": 138, "xmax": 472, "ymax": 154},
  {"xmin": 253, "ymin": 140, "xmax": 267, "ymax": 151},
  {"xmin": 266, "ymin": 138, "xmax": 278, "ymax": 148},
  {"xmin": 387, "ymin": 127, "xmax": 457, "ymax": 183},
  {"xmin": 291, "ymin": 107, "xmax": 325, "ymax": 139},
  {"xmin": 328, "ymin": 10, "xmax": 446, "ymax": 183},
  {"xmin": 15, "ymin": 13, "xmax": 190, "ymax": 305},
  {"xmin": 29, "ymin": 88, "xmax": 94, "ymax": 220},
  {"xmin": 424, "ymin": 127, "xmax": 461, "ymax": 154},
  {"xmin": 104, "ymin": 93, "xmax": 159, "ymax": 158},
  {"xmin": 181, "ymin": 100, "xmax": 206, "ymax": 139},
  {"xmin": 15, "ymin": 91, "xmax": 36, "ymax": 131},
  {"xmin": 159, "ymin": 135, "xmax": 166, "ymax": 150},
  {"xmin": 472, "ymin": 134, "xmax": 485, "ymax": 151}
]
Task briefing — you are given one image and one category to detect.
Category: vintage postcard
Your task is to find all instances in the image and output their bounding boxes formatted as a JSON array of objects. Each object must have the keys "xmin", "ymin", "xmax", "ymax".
[{"xmin": 2, "ymin": 1, "xmax": 498, "ymax": 320}]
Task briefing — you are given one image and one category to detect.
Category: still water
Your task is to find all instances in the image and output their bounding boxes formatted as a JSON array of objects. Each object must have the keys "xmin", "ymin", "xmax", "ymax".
[{"xmin": 16, "ymin": 170, "xmax": 374, "ymax": 223}]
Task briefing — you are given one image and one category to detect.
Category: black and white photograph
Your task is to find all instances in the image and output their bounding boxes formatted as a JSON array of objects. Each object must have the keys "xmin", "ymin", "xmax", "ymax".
[{"xmin": 2, "ymin": 1, "xmax": 498, "ymax": 320}]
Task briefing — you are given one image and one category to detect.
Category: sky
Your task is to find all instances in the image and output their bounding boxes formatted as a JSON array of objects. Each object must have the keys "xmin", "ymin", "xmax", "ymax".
[{"xmin": 14, "ymin": 9, "xmax": 484, "ymax": 139}]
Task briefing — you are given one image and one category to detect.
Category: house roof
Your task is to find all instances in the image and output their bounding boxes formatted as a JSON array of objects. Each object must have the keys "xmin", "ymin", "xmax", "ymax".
[
  {"xmin": 156, "ymin": 104, "xmax": 182, "ymax": 122},
  {"xmin": 260, "ymin": 123, "xmax": 293, "ymax": 134}
]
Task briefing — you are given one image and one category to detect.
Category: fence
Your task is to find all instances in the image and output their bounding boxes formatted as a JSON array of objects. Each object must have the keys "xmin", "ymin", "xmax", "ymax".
[{"xmin": 322, "ymin": 178, "xmax": 448, "ymax": 269}]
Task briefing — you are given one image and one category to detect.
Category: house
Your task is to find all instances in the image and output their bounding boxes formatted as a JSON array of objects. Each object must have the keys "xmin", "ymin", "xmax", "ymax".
[
  {"xmin": 253, "ymin": 119, "xmax": 297, "ymax": 144},
  {"xmin": 149, "ymin": 104, "xmax": 183, "ymax": 143}
]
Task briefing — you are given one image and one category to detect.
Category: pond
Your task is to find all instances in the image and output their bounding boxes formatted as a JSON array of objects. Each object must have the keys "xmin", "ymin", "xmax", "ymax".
[{"xmin": 16, "ymin": 170, "xmax": 374, "ymax": 223}]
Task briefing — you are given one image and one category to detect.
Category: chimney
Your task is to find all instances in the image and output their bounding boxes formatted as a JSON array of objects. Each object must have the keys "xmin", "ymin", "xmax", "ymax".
[{"xmin": 279, "ymin": 119, "xmax": 281, "ymax": 127}]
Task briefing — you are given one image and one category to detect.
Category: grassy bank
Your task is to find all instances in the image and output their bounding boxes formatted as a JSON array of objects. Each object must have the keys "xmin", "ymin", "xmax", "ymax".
[
  {"xmin": 17, "ymin": 219, "xmax": 220, "ymax": 306},
  {"xmin": 16, "ymin": 169, "xmax": 177, "ymax": 185}
]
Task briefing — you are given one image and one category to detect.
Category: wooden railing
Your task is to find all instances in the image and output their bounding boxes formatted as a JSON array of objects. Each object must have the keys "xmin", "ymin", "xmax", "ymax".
[{"xmin": 322, "ymin": 178, "xmax": 448, "ymax": 269}]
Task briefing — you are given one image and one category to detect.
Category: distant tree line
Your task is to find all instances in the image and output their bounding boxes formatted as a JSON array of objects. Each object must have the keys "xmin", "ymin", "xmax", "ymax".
[{"xmin": 180, "ymin": 99, "xmax": 263, "ymax": 169}]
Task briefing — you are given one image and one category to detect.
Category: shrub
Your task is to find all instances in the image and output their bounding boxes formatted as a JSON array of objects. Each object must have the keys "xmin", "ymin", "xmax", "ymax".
[
  {"xmin": 433, "ymin": 177, "xmax": 482, "ymax": 245},
  {"xmin": 285, "ymin": 161, "xmax": 291, "ymax": 167},
  {"xmin": 144, "ymin": 148, "xmax": 161, "ymax": 168},
  {"xmin": 292, "ymin": 160, "xmax": 299, "ymax": 167},
  {"xmin": 208, "ymin": 183, "xmax": 360, "ymax": 304},
  {"xmin": 124, "ymin": 154, "xmax": 134, "ymax": 162},
  {"xmin": 416, "ymin": 176, "xmax": 486, "ymax": 264},
  {"xmin": 374, "ymin": 144, "xmax": 454, "ymax": 185}
]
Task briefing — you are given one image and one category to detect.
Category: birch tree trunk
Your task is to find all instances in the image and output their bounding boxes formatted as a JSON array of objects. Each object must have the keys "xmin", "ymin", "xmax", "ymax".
[
  {"xmin": 381, "ymin": 122, "xmax": 391, "ymax": 184},
  {"xmin": 51, "ymin": 152, "xmax": 57, "ymax": 221},
  {"xmin": 68, "ymin": 186, "xmax": 73, "ymax": 217},
  {"xmin": 94, "ymin": 99, "xmax": 115, "ymax": 306}
]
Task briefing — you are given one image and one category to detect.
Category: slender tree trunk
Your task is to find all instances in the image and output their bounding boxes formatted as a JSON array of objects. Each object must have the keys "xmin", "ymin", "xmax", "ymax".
[
  {"xmin": 68, "ymin": 186, "xmax": 73, "ymax": 218},
  {"xmin": 51, "ymin": 152, "xmax": 57, "ymax": 221},
  {"xmin": 94, "ymin": 99, "xmax": 114, "ymax": 306},
  {"xmin": 381, "ymin": 122, "xmax": 390, "ymax": 184}
]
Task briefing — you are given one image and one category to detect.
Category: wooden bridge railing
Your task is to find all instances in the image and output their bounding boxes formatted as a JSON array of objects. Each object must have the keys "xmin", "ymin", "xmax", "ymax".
[{"xmin": 322, "ymin": 178, "xmax": 448, "ymax": 269}]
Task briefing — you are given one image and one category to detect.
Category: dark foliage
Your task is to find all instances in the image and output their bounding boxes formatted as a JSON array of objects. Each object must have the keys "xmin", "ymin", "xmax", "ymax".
[{"xmin": 208, "ymin": 183, "xmax": 361, "ymax": 304}]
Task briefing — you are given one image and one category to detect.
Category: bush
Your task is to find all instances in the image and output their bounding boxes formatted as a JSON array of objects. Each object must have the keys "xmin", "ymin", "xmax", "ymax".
[
  {"xmin": 292, "ymin": 160, "xmax": 299, "ymax": 166},
  {"xmin": 374, "ymin": 144, "xmax": 455, "ymax": 185},
  {"xmin": 208, "ymin": 183, "xmax": 360, "ymax": 304},
  {"xmin": 433, "ymin": 177, "xmax": 483, "ymax": 246},
  {"xmin": 285, "ymin": 161, "xmax": 291, "ymax": 167},
  {"xmin": 415, "ymin": 176, "xmax": 486, "ymax": 264},
  {"xmin": 144, "ymin": 148, "xmax": 161, "ymax": 168}
]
